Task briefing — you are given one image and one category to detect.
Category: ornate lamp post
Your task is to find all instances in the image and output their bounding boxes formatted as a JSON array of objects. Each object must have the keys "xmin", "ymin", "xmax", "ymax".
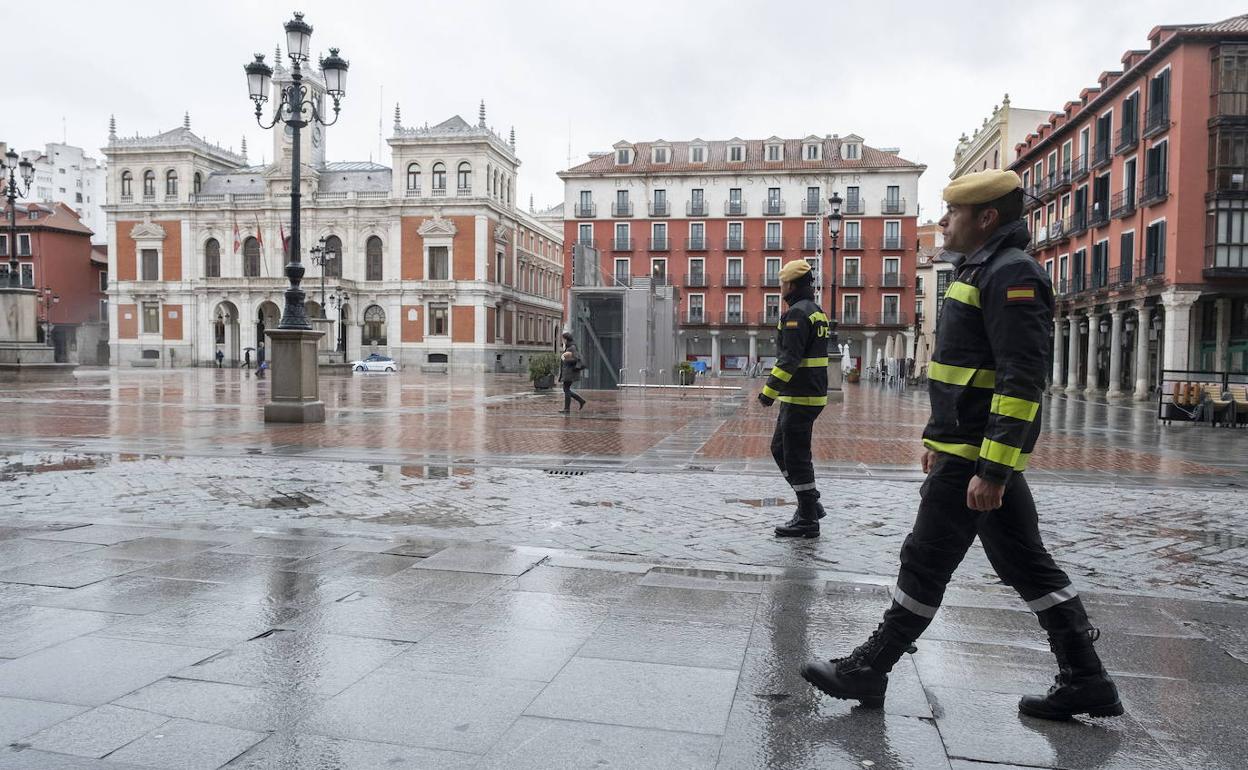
[
  {"xmin": 2, "ymin": 148, "xmax": 35, "ymax": 287},
  {"xmin": 308, "ymin": 236, "xmax": 337, "ymax": 319},
  {"xmin": 243, "ymin": 12, "xmax": 349, "ymax": 422},
  {"xmin": 826, "ymin": 192, "xmax": 842, "ymax": 348},
  {"xmin": 38, "ymin": 288, "xmax": 60, "ymax": 345}
]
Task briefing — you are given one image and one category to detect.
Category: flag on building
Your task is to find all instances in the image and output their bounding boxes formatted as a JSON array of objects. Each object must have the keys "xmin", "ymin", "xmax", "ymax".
[
  {"xmin": 232, "ymin": 220, "xmax": 240, "ymax": 254},
  {"xmin": 280, "ymin": 221, "xmax": 290, "ymax": 259}
]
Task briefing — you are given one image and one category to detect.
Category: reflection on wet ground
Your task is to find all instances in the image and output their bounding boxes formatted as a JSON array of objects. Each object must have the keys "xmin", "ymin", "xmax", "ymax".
[{"xmin": 0, "ymin": 527, "xmax": 1241, "ymax": 769}]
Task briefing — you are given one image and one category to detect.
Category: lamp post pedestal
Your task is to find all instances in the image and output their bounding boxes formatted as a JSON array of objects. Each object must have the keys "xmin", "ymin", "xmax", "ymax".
[
  {"xmin": 263, "ymin": 327, "xmax": 326, "ymax": 423},
  {"xmin": 0, "ymin": 287, "xmax": 75, "ymax": 375}
]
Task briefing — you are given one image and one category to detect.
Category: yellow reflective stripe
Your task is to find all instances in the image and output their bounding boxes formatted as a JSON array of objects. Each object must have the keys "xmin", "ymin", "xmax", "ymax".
[
  {"xmin": 980, "ymin": 438, "xmax": 1022, "ymax": 468},
  {"xmin": 1015, "ymin": 453, "xmax": 1031, "ymax": 472},
  {"xmin": 761, "ymin": 385, "xmax": 780, "ymax": 399},
  {"xmin": 799, "ymin": 357, "xmax": 829, "ymax": 367},
  {"xmin": 922, "ymin": 439, "xmax": 980, "ymax": 462},
  {"xmin": 770, "ymin": 366, "xmax": 793, "ymax": 382},
  {"xmin": 808, "ymin": 311, "xmax": 829, "ymax": 323},
  {"xmin": 991, "ymin": 393, "xmax": 1040, "ymax": 422},
  {"xmin": 945, "ymin": 281, "xmax": 981, "ymax": 308},
  {"xmin": 778, "ymin": 394, "xmax": 829, "ymax": 406},
  {"xmin": 928, "ymin": 361, "xmax": 996, "ymax": 389}
]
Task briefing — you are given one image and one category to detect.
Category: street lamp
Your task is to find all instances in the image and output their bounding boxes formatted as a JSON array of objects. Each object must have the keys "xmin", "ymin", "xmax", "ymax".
[
  {"xmin": 243, "ymin": 11, "xmax": 349, "ymax": 423},
  {"xmin": 1, "ymin": 148, "xmax": 35, "ymax": 287},
  {"xmin": 826, "ymin": 193, "xmax": 842, "ymax": 348},
  {"xmin": 308, "ymin": 236, "xmax": 337, "ymax": 319},
  {"xmin": 38, "ymin": 287, "xmax": 59, "ymax": 344}
]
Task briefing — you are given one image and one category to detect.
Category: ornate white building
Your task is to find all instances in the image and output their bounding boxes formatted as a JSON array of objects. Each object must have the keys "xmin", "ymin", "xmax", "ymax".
[{"xmin": 102, "ymin": 61, "xmax": 562, "ymax": 371}]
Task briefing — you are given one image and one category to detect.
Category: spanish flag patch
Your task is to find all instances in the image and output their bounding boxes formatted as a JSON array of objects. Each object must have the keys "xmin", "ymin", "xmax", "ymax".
[{"xmin": 1006, "ymin": 285, "xmax": 1036, "ymax": 302}]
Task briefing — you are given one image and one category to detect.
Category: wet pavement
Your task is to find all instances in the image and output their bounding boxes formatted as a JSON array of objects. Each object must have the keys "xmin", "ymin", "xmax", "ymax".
[{"xmin": 0, "ymin": 368, "xmax": 1245, "ymax": 768}]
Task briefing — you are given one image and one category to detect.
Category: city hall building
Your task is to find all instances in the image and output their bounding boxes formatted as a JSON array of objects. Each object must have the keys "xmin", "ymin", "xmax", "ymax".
[{"xmin": 102, "ymin": 62, "xmax": 562, "ymax": 371}]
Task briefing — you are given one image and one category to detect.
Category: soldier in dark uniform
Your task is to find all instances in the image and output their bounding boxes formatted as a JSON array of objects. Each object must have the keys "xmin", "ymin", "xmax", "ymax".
[
  {"xmin": 758, "ymin": 260, "xmax": 831, "ymax": 539},
  {"xmin": 800, "ymin": 170, "xmax": 1122, "ymax": 720}
]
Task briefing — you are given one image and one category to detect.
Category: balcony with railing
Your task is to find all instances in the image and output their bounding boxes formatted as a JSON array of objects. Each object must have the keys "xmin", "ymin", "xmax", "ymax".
[
  {"xmin": 1091, "ymin": 140, "xmax": 1111, "ymax": 170},
  {"xmin": 1137, "ymin": 254, "xmax": 1166, "ymax": 281},
  {"xmin": 724, "ymin": 201, "xmax": 747, "ymax": 216},
  {"xmin": 1089, "ymin": 202, "xmax": 1110, "ymax": 228},
  {"xmin": 881, "ymin": 198, "xmax": 906, "ymax": 215},
  {"xmin": 457, "ymin": 186, "xmax": 472, "ymax": 196},
  {"xmin": 1114, "ymin": 124, "xmax": 1138, "ymax": 154},
  {"xmin": 762, "ymin": 236, "xmax": 784, "ymax": 250},
  {"xmin": 1049, "ymin": 219, "xmax": 1068, "ymax": 243},
  {"xmin": 403, "ymin": 186, "xmax": 423, "ymax": 198},
  {"xmin": 1204, "ymin": 242, "xmax": 1248, "ymax": 277},
  {"xmin": 762, "ymin": 200, "xmax": 786, "ymax": 216},
  {"xmin": 722, "ymin": 273, "xmax": 748, "ymax": 288},
  {"xmin": 876, "ymin": 310, "xmax": 908, "ymax": 327},
  {"xmin": 723, "ymin": 237, "xmax": 746, "ymax": 251},
  {"xmin": 843, "ymin": 198, "xmax": 865, "ymax": 215},
  {"xmin": 761, "ymin": 310, "xmax": 783, "ymax": 327},
  {"xmin": 1070, "ymin": 155, "xmax": 1090, "ymax": 182},
  {"xmin": 1069, "ymin": 273, "xmax": 1088, "ymax": 293},
  {"xmin": 142, "ymin": 194, "xmax": 156, "ymax": 202},
  {"xmin": 430, "ymin": 186, "xmax": 447, "ymax": 197},
  {"xmin": 649, "ymin": 201, "xmax": 670, "ymax": 217},
  {"xmin": 1052, "ymin": 166, "xmax": 1074, "ymax": 194},
  {"xmin": 1066, "ymin": 209, "xmax": 1089, "ymax": 237},
  {"xmin": 761, "ymin": 272, "xmax": 781, "ymax": 287},
  {"xmin": 802, "ymin": 199, "xmax": 823, "ymax": 216},
  {"xmin": 611, "ymin": 273, "xmax": 631, "ymax": 287},
  {"xmin": 839, "ymin": 311, "xmax": 863, "ymax": 327},
  {"xmin": 841, "ymin": 235, "xmax": 863, "ymax": 250},
  {"xmin": 1110, "ymin": 188, "xmax": 1136, "ymax": 219},
  {"xmin": 1108, "ymin": 263, "xmax": 1134, "ymax": 287},
  {"xmin": 684, "ymin": 272, "xmax": 708, "ymax": 288},
  {"xmin": 648, "ymin": 237, "xmax": 670, "ymax": 251},
  {"xmin": 612, "ymin": 237, "xmax": 634, "ymax": 251},
  {"xmin": 685, "ymin": 309, "xmax": 709, "ymax": 325},
  {"xmin": 575, "ymin": 238, "xmax": 598, "ymax": 250},
  {"xmin": 650, "ymin": 272, "xmax": 672, "ymax": 287},
  {"xmin": 718, "ymin": 311, "xmax": 750, "ymax": 326},
  {"xmin": 1139, "ymin": 175, "xmax": 1168, "ymax": 206},
  {"xmin": 611, "ymin": 201, "xmax": 634, "ymax": 217},
  {"xmin": 881, "ymin": 235, "xmax": 905, "ymax": 250},
  {"xmin": 1143, "ymin": 103, "xmax": 1170, "ymax": 138},
  {"xmin": 841, "ymin": 273, "xmax": 866, "ymax": 288},
  {"xmin": 686, "ymin": 201, "xmax": 707, "ymax": 217},
  {"xmin": 685, "ymin": 236, "xmax": 708, "ymax": 251},
  {"xmin": 803, "ymin": 235, "xmax": 821, "ymax": 250},
  {"xmin": 878, "ymin": 272, "xmax": 908, "ymax": 289},
  {"xmin": 575, "ymin": 202, "xmax": 597, "ymax": 218}
]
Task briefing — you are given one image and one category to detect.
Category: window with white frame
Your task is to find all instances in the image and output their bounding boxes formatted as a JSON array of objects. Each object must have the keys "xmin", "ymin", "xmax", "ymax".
[
  {"xmin": 652, "ymin": 222, "xmax": 667, "ymax": 248},
  {"xmin": 689, "ymin": 222, "xmax": 705, "ymax": 248},
  {"xmin": 614, "ymin": 257, "xmax": 630, "ymax": 285},
  {"xmin": 141, "ymin": 249, "xmax": 159, "ymax": 281},
  {"xmin": 688, "ymin": 257, "xmax": 705, "ymax": 283},
  {"xmin": 726, "ymin": 257, "xmax": 743, "ymax": 284},
  {"xmin": 578, "ymin": 223, "xmax": 593, "ymax": 245},
  {"xmin": 142, "ymin": 303, "xmax": 160, "ymax": 334},
  {"xmin": 429, "ymin": 304, "xmax": 448, "ymax": 336},
  {"xmin": 614, "ymin": 222, "xmax": 630, "ymax": 248},
  {"xmin": 729, "ymin": 145, "xmax": 744, "ymax": 162},
  {"xmin": 653, "ymin": 146, "xmax": 669, "ymax": 163},
  {"xmin": 844, "ymin": 220, "xmax": 861, "ymax": 247},
  {"xmin": 765, "ymin": 257, "xmax": 781, "ymax": 283},
  {"xmin": 843, "ymin": 294, "xmax": 860, "ymax": 323},
  {"xmin": 882, "ymin": 294, "xmax": 900, "ymax": 323},
  {"xmin": 764, "ymin": 294, "xmax": 781, "ymax": 323},
  {"xmin": 726, "ymin": 294, "xmax": 743, "ymax": 322},
  {"xmin": 691, "ymin": 146, "xmax": 705, "ymax": 163},
  {"xmin": 806, "ymin": 143, "xmax": 821, "ymax": 160},
  {"xmin": 651, "ymin": 257, "xmax": 667, "ymax": 283},
  {"xmin": 615, "ymin": 148, "xmax": 631, "ymax": 165},
  {"xmin": 766, "ymin": 144, "xmax": 782, "ymax": 161},
  {"xmin": 688, "ymin": 293, "xmax": 704, "ymax": 322},
  {"xmin": 883, "ymin": 257, "xmax": 901, "ymax": 287}
]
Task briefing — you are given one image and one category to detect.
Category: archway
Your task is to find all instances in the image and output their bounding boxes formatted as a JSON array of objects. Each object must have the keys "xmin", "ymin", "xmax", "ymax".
[
  {"xmin": 256, "ymin": 301, "xmax": 281, "ymax": 362},
  {"xmin": 211, "ymin": 300, "xmax": 241, "ymax": 366},
  {"xmin": 338, "ymin": 303, "xmax": 351, "ymax": 353}
]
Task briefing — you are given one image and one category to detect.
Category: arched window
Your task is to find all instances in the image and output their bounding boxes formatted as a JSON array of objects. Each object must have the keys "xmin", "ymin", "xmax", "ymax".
[
  {"xmin": 165, "ymin": 170, "xmax": 178, "ymax": 197},
  {"xmin": 992, "ymin": 149, "xmax": 1000, "ymax": 169},
  {"xmin": 204, "ymin": 238, "xmax": 221, "ymax": 278},
  {"xmin": 120, "ymin": 171, "xmax": 132, "ymax": 198},
  {"xmin": 193, "ymin": 172, "xmax": 202, "ymax": 195},
  {"xmin": 365, "ymin": 236, "xmax": 383, "ymax": 281},
  {"xmin": 406, "ymin": 162, "xmax": 421, "ymax": 192},
  {"xmin": 363, "ymin": 305, "xmax": 386, "ymax": 345},
  {"xmin": 142, "ymin": 170, "xmax": 156, "ymax": 197},
  {"xmin": 322, "ymin": 235, "xmax": 342, "ymax": 278},
  {"xmin": 457, "ymin": 162, "xmax": 472, "ymax": 192},
  {"xmin": 243, "ymin": 237, "xmax": 261, "ymax": 277},
  {"xmin": 431, "ymin": 162, "xmax": 446, "ymax": 192}
]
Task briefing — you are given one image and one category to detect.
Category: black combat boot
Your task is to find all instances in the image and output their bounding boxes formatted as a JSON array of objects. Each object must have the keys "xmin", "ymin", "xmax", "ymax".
[
  {"xmin": 1019, "ymin": 628, "xmax": 1123, "ymax": 720},
  {"xmin": 800, "ymin": 624, "xmax": 914, "ymax": 708},
  {"xmin": 774, "ymin": 496, "xmax": 820, "ymax": 538}
]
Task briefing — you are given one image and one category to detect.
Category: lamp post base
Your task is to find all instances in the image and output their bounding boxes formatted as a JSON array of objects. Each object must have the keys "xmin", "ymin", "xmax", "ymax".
[{"xmin": 263, "ymin": 327, "xmax": 326, "ymax": 424}]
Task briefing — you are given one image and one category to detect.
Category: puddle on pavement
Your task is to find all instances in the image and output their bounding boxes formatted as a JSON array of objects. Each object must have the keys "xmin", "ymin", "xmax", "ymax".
[
  {"xmin": 726, "ymin": 497, "xmax": 792, "ymax": 508},
  {"xmin": 0, "ymin": 453, "xmax": 102, "ymax": 480},
  {"xmin": 249, "ymin": 492, "xmax": 319, "ymax": 510},
  {"xmin": 370, "ymin": 464, "xmax": 471, "ymax": 481}
]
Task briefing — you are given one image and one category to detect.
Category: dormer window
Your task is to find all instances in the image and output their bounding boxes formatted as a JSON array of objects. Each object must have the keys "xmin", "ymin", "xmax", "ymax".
[
  {"xmin": 766, "ymin": 144, "xmax": 783, "ymax": 161},
  {"xmin": 844, "ymin": 143, "xmax": 860, "ymax": 159},
  {"xmin": 652, "ymin": 147, "xmax": 669, "ymax": 164},
  {"xmin": 805, "ymin": 143, "xmax": 821, "ymax": 161},
  {"xmin": 616, "ymin": 148, "xmax": 632, "ymax": 165},
  {"xmin": 690, "ymin": 145, "xmax": 706, "ymax": 163},
  {"xmin": 729, "ymin": 145, "xmax": 745, "ymax": 162}
]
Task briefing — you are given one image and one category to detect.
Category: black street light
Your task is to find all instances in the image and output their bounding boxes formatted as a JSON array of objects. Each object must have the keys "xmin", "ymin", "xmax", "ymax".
[
  {"xmin": 308, "ymin": 236, "xmax": 338, "ymax": 319},
  {"xmin": 38, "ymin": 287, "xmax": 60, "ymax": 344},
  {"xmin": 244, "ymin": 12, "xmax": 348, "ymax": 331},
  {"xmin": 826, "ymin": 192, "xmax": 843, "ymax": 348},
  {"xmin": 1, "ymin": 148, "xmax": 35, "ymax": 288}
]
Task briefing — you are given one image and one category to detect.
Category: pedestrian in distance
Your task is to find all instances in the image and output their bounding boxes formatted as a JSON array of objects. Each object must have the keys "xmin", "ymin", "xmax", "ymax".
[
  {"xmin": 557, "ymin": 331, "xmax": 587, "ymax": 414},
  {"xmin": 256, "ymin": 345, "xmax": 267, "ymax": 379},
  {"xmin": 800, "ymin": 169, "xmax": 1122, "ymax": 721},
  {"xmin": 758, "ymin": 259, "xmax": 831, "ymax": 538},
  {"xmin": 242, "ymin": 349, "xmax": 252, "ymax": 369},
  {"xmin": 215, "ymin": 349, "xmax": 224, "ymax": 368}
]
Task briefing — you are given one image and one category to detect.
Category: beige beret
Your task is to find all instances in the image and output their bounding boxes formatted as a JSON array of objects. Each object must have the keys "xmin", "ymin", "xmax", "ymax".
[
  {"xmin": 943, "ymin": 169, "xmax": 1023, "ymax": 205},
  {"xmin": 779, "ymin": 260, "xmax": 812, "ymax": 282}
]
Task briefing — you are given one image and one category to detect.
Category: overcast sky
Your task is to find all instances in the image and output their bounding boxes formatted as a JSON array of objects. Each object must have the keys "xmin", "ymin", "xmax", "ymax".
[{"xmin": 6, "ymin": 0, "xmax": 1244, "ymax": 221}]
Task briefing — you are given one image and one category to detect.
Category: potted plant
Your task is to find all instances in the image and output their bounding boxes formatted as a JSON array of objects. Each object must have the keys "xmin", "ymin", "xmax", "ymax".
[
  {"xmin": 676, "ymin": 360, "xmax": 695, "ymax": 386},
  {"xmin": 529, "ymin": 352, "xmax": 559, "ymax": 390},
  {"xmin": 845, "ymin": 365, "xmax": 861, "ymax": 384}
]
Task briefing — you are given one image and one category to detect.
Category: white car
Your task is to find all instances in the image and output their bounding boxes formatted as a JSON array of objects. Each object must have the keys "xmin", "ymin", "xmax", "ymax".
[{"xmin": 351, "ymin": 354, "xmax": 399, "ymax": 373}]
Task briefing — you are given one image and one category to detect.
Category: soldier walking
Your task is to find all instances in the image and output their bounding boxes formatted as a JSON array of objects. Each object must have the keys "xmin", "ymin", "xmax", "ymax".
[{"xmin": 800, "ymin": 170, "xmax": 1122, "ymax": 720}]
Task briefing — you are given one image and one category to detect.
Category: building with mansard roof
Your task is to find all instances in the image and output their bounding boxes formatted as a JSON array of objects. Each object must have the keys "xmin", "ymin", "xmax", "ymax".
[{"xmin": 102, "ymin": 62, "xmax": 562, "ymax": 371}]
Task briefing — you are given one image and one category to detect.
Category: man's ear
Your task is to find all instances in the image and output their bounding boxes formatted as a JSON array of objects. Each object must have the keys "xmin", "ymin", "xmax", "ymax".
[{"xmin": 978, "ymin": 206, "xmax": 1000, "ymax": 233}]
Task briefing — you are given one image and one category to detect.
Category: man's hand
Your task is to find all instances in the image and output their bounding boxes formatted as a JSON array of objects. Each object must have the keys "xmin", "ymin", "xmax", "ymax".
[
  {"xmin": 966, "ymin": 475, "xmax": 1006, "ymax": 512},
  {"xmin": 921, "ymin": 448, "xmax": 939, "ymax": 474},
  {"xmin": 757, "ymin": 393, "xmax": 775, "ymax": 407}
]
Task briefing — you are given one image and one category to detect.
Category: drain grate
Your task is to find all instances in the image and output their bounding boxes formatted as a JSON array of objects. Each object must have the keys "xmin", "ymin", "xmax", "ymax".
[{"xmin": 544, "ymin": 469, "xmax": 587, "ymax": 476}]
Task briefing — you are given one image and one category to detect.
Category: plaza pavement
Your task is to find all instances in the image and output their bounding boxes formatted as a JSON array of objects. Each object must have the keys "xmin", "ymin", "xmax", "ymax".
[{"xmin": 0, "ymin": 368, "xmax": 1245, "ymax": 768}]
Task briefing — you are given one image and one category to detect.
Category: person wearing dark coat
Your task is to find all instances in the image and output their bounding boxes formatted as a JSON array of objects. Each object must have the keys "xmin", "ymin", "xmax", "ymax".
[{"xmin": 558, "ymin": 331, "xmax": 587, "ymax": 413}]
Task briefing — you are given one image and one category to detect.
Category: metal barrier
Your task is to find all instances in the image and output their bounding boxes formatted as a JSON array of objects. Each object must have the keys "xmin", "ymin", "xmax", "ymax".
[{"xmin": 1158, "ymin": 369, "xmax": 1248, "ymax": 427}]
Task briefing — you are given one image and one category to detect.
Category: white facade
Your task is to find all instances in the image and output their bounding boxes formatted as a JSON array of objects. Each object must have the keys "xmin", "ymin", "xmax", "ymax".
[
  {"xmin": 22, "ymin": 142, "xmax": 108, "ymax": 243},
  {"xmin": 951, "ymin": 95, "xmax": 1055, "ymax": 179}
]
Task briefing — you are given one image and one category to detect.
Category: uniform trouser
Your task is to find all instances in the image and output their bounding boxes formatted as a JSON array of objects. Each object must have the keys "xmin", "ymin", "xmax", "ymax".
[
  {"xmin": 770, "ymin": 403, "xmax": 823, "ymax": 514},
  {"xmin": 883, "ymin": 454, "xmax": 1090, "ymax": 646},
  {"xmin": 563, "ymin": 381, "xmax": 585, "ymax": 410}
]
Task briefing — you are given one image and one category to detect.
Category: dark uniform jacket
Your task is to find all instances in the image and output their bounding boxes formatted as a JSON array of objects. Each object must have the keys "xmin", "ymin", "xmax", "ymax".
[
  {"xmin": 761, "ymin": 286, "xmax": 831, "ymax": 406},
  {"xmin": 922, "ymin": 220, "xmax": 1052, "ymax": 485},
  {"xmin": 559, "ymin": 344, "xmax": 582, "ymax": 383}
]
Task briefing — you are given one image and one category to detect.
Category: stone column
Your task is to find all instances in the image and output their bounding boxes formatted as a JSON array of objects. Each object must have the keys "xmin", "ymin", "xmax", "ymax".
[
  {"xmin": 748, "ymin": 331, "xmax": 758, "ymax": 365},
  {"xmin": 1106, "ymin": 309, "xmax": 1125, "ymax": 400},
  {"xmin": 1133, "ymin": 301, "xmax": 1151, "ymax": 400},
  {"xmin": 863, "ymin": 331, "xmax": 876, "ymax": 371},
  {"xmin": 1085, "ymin": 314, "xmax": 1100, "ymax": 393},
  {"xmin": 1051, "ymin": 315, "xmax": 1065, "ymax": 392},
  {"xmin": 1161, "ymin": 289, "xmax": 1201, "ymax": 372},
  {"xmin": 710, "ymin": 330, "xmax": 721, "ymax": 376},
  {"xmin": 1215, "ymin": 297, "xmax": 1231, "ymax": 372},
  {"xmin": 1065, "ymin": 316, "xmax": 1081, "ymax": 393}
]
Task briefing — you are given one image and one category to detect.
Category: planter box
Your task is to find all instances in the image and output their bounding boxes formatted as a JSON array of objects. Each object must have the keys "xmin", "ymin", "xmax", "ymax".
[
  {"xmin": 533, "ymin": 374, "xmax": 556, "ymax": 390},
  {"xmin": 846, "ymin": 372, "xmax": 860, "ymax": 383},
  {"xmin": 678, "ymin": 370, "xmax": 695, "ymax": 385}
]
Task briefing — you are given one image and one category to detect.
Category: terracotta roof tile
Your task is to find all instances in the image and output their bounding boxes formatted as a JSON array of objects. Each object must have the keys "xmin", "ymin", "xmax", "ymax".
[{"xmin": 561, "ymin": 137, "xmax": 923, "ymax": 176}]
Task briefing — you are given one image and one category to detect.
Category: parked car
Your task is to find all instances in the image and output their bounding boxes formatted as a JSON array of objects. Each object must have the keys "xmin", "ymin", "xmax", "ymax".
[{"xmin": 351, "ymin": 353, "xmax": 399, "ymax": 373}]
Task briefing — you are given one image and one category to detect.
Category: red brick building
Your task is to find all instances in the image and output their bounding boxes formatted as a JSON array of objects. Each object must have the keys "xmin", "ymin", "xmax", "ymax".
[
  {"xmin": 559, "ymin": 134, "xmax": 925, "ymax": 373},
  {"xmin": 1, "ymin": 202, "xmax": 107, "ymax": 362},
  {"xmin": 1014, "ymin": 14, "xmax": 1248, "ymax": 399}
]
